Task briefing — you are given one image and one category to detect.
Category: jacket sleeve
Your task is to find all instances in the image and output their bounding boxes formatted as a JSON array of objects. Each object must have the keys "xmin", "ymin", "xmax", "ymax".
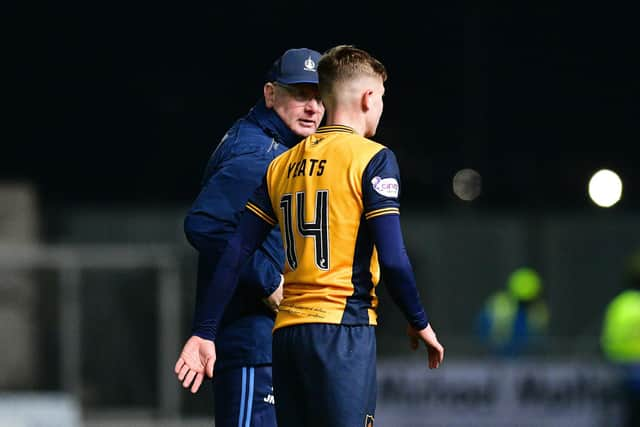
[
  {"xmin": 192, "ymin": 209, "xmax": 274, "ymax": 341},
  {"xmin": 184, "ymin": 143, "xmax": 282, "ymax": 297}
]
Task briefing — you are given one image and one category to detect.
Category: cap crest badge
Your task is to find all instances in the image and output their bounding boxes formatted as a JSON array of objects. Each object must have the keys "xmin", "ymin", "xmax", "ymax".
[{"xmin": 304, "ymin": 56, "xmax": 316, "ymax": 72}]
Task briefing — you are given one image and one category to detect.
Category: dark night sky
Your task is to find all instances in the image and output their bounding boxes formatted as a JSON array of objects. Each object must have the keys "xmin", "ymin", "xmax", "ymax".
[{"xmin": 5, "ymin": 3, "xmax": 640, "ymax": 211}]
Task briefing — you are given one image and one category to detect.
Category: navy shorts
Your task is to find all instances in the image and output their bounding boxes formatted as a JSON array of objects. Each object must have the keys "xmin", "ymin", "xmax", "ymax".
[
  {"xmin": 213, "ymin": 365, "xmax": 277, "ymax": 427},
  {"xmin": 272, "ymin": 324, "xmax": 377, "ymax": 427}
]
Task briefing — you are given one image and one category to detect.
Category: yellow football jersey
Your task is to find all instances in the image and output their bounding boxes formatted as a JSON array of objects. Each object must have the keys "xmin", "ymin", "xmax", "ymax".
[{"xmin": 246, "ymin": 125, "xmax": 402, "ymax": 330}]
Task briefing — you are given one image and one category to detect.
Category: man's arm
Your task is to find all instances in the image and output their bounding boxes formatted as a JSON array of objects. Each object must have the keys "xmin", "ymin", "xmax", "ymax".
[
  {"xmin": 191, "ymin": 209, "xmax": 274, "ymax": 341},
  {"xmin": 368, "ymin": 214, "xmax": 444, "ymax": 369},
  {"xmin": 176, "ymin": 209, "xmax": 273, "ymax": 393},
  {"xmin": 362, "ymin": 148, "xmax": 443, "ymax": 368},
  {"xmin": 367, "ymin": 214, "xmax": 427, "ymax": 328}
]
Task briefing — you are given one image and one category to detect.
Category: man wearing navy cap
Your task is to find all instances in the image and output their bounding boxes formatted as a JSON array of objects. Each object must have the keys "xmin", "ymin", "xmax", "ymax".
[{"xmin": 175, "ymin": 48, "xmax": 324, "ymax": 427}]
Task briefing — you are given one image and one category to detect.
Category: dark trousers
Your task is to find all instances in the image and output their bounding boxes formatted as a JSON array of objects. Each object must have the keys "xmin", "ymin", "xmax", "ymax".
[{"xmin": 213, "ymin": 365, "xmax": 277, "ymax": 427}]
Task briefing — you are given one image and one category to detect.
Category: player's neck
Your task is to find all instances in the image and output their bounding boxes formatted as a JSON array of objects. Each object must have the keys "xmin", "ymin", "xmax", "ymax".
[{"xmin": 324, "ymin": 111, "xmax": 366, "ymax": 136}]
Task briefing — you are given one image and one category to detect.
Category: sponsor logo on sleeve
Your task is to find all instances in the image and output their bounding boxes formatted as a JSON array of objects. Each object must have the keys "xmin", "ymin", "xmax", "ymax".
[{"xmin": 371, "ymin": 176, "xmax": 399, "ymax": 198}]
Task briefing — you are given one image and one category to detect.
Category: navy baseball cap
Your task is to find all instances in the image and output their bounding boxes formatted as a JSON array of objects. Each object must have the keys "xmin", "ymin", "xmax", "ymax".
[{"xmin": 265, "ymin": 48, "xmax": 321, "ymax": 85}]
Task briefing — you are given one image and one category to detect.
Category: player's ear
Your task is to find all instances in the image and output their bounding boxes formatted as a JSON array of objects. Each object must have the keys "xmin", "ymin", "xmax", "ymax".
[
  {"xmin": 264, "ymin": 83, "xmax": 276, "ymax": 108},
  {"xmin": 361, "ymin": 89, "xmax": 373, "ymax": 112}
]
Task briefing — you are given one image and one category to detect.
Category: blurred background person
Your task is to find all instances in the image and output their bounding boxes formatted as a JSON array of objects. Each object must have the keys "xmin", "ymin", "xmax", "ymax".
[
  {"xmin": 600, "ymin": 251, "xmax": 640, "ymax": 427},
  {"xmin": 475, "ymin": 267, "xmax": 550, "ymax": 358}
]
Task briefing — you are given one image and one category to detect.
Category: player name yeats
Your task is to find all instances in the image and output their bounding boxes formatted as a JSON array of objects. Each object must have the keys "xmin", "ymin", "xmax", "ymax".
[{"xmin": 286, "ymin": 158, "xmax": 327, "ymax": 178}]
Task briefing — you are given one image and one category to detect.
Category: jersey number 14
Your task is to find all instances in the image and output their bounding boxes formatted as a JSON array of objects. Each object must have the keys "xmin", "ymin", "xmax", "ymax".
[{"xmin": 279, "ymin": 190, "xmax": 329, "ymax": 271}]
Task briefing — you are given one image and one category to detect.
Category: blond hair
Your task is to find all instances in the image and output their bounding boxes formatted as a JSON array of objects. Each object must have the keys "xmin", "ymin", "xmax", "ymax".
[{"xmin": 317, "ymin": 45, "xmax": 387, "ymax": 104}]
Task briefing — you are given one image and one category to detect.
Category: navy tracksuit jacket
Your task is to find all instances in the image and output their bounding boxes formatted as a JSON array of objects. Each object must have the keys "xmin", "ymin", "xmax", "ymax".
[{"xmin": 185, "ymin": 98, "xmax": 301, "ymax": 371}]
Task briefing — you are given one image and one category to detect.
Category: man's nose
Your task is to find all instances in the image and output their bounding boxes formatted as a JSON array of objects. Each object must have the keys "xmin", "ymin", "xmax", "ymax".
[{"xmin": 304, "ymin": 98, "xmax": 323, "ymax": 112}]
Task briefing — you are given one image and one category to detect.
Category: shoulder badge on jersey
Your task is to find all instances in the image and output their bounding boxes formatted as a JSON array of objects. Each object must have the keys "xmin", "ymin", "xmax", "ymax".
[{"xmin": 371, "ymin": 176, "xmax": 399, "ymax": 198}]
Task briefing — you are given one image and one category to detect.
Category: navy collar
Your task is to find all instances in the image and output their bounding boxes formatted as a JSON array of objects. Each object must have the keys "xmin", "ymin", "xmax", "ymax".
[{"xmin": 246, "ymin": 99, "xmax": 301, "ymax": 148}]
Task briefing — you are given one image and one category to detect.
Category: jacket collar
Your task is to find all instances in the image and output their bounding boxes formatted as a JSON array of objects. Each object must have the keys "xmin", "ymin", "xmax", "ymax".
[{"xmin": 246, "ymin": 98, "xmax": 301, "ymax": 148}]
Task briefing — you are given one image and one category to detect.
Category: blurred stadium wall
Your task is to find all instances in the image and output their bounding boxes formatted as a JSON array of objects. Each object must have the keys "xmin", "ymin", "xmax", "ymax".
[{"xmin": 1, "ymin": 196, "xmax": 636, "ymax": 424}]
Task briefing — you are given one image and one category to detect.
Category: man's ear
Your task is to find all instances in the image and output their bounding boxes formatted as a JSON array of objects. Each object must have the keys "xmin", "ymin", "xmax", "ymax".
[
  {"xmin": 264, "ymin": 83, "xmax": 276, "ymax": 108},
  {"xmin": 361, "ymin": 89, "xmax": 373, "ymax": 112}
]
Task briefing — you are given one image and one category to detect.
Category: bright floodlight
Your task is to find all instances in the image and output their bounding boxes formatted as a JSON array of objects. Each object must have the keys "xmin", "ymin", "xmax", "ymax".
[
  {"xmin": 453, "ymin": 168, "xmax": 482, "ymax": 201},
  {"xmin": 588, "ymin": 169, "xmax": 622, "ymax": 208}
]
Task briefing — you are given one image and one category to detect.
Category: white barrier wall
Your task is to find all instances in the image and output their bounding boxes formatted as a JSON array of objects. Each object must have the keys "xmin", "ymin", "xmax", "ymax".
[
  {"xmin": 0, "ymin": 393, "xmax": 81, "ymax": 427},
  {"xmin": 376, "ymin": 359, "xmax": 624, "ymax": 427}
]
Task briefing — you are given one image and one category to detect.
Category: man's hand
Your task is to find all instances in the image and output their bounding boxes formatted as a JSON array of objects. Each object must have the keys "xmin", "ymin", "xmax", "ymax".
[
  {"xmin": 407, "ymin": 324, "xmax": 444, "ymax": 369},
  {"xmin": 263, "ymin": 274, "xmax": 284, "ymax": 313},
  {"xmin": 174, "ymin": 335, "xmax": 216, "ymax": 393}
]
